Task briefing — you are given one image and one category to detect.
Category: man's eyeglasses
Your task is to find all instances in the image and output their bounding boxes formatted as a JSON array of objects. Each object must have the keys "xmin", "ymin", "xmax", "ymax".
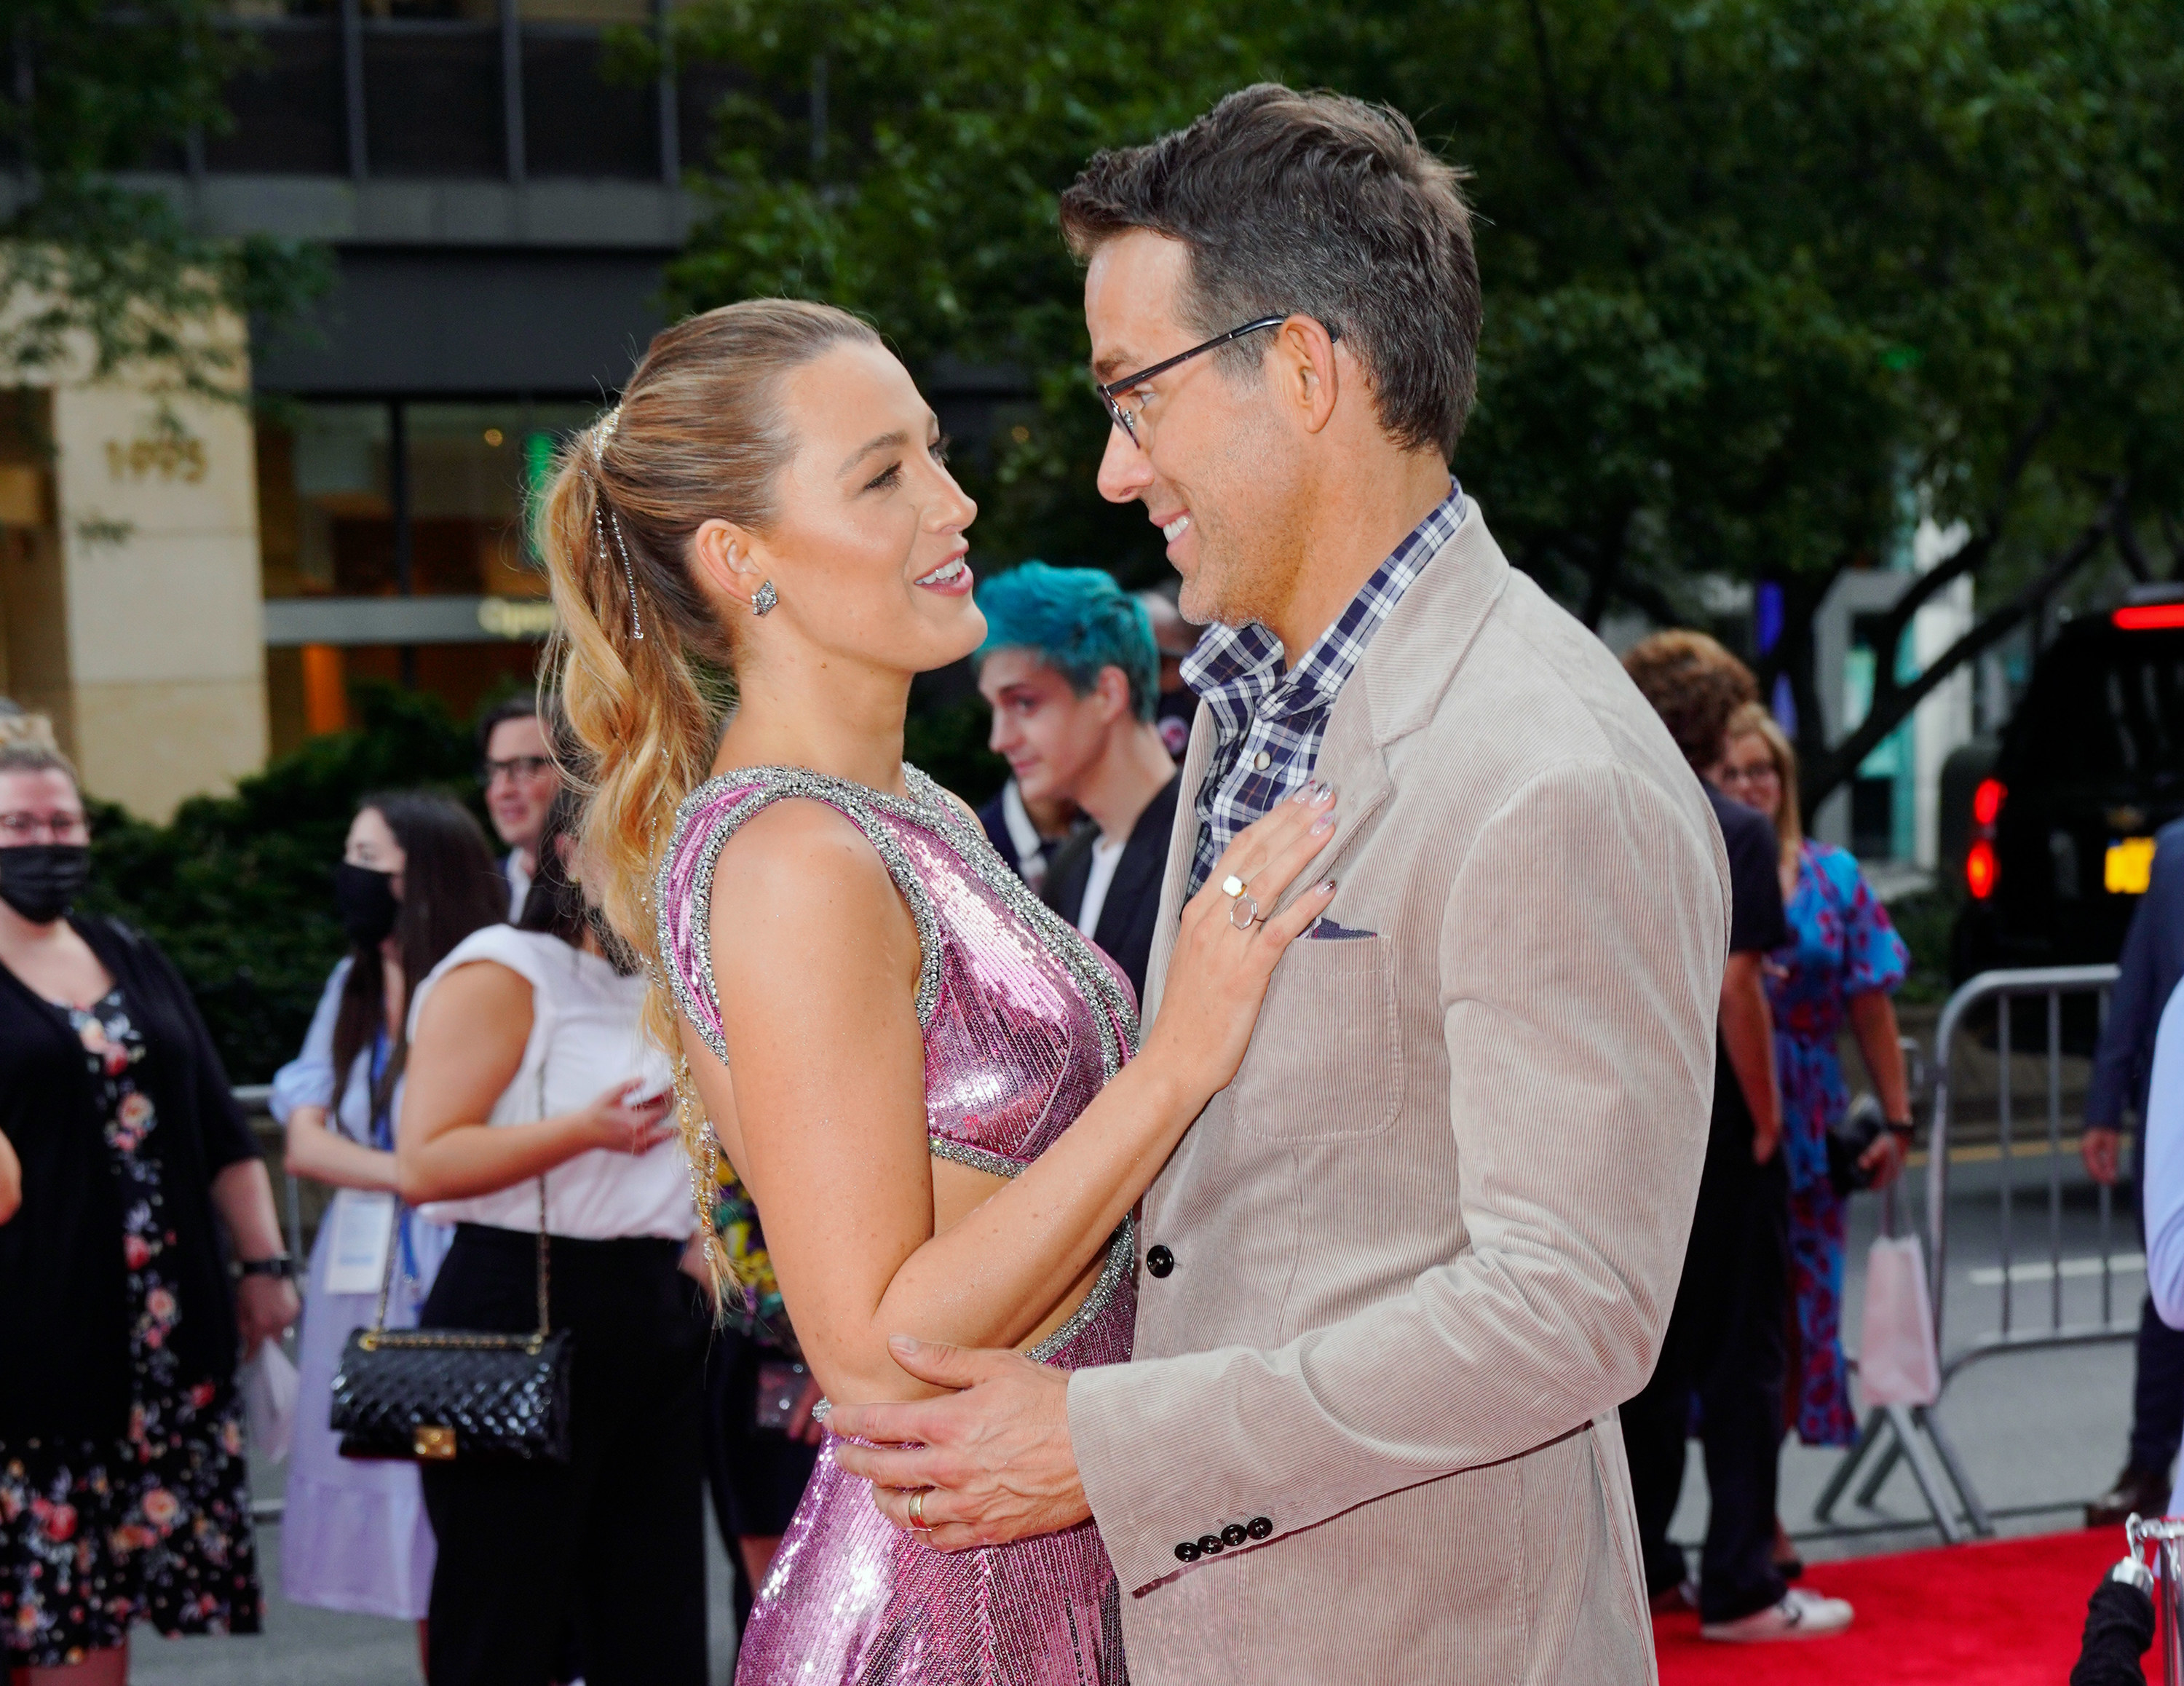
[
  {"xmin": 1097, "ymin": 315, "xmax": 1338, "ymax": 447},
  {"xmin": 480, "ymin": 755, "xmax": 555, "ymax": 788},
  {"xmin": 0, "ymin": 811, "xmax": 90, "ymax": 843}
]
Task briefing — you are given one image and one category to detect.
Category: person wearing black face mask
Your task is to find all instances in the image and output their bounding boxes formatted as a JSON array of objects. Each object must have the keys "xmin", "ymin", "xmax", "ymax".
[
  {"xmin": 271, "ymin": 792, "xmax": 506, "ymax": 1643},
  {"xmin": 0, "ymin": 740, "xmax": 301, "ymax": 1682}
]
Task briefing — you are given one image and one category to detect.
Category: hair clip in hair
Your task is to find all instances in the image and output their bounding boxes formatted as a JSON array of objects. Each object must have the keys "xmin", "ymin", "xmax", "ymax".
[
  {"xmin": 593, "ymin": 403, "xmax": 623, "ymax": 454},
  {"xmin": 595, "ymin": 505, "xmax": 644, "ymax": 641}
]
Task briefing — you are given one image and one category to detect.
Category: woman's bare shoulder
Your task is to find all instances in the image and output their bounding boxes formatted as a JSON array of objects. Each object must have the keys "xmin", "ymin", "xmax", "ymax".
[{"xmin": 708, "ymin": 798, "xmax": 910, "ymax": 971}]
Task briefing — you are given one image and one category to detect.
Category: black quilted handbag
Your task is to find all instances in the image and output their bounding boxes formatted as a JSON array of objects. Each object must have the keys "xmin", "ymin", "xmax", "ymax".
[{"xmin": 330, "ymin": 1180, "xmax": 573, "ymax": 1465}]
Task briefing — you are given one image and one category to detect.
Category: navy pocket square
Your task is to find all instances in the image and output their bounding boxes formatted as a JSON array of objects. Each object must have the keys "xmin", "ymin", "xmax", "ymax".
[{"xmin": 1307, "ymin": 918, "xmax": 1377, "ymax": 940}]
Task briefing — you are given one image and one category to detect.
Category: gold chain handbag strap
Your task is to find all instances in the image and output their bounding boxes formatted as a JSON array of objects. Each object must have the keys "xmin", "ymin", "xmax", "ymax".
[
  {"xmin": 358, "ymin": 1016, "xmax": 555, "ymax": 1355},
  {"xmin": 534, "ymin": 1174, "xmax": 551, "ymax": 1339}
]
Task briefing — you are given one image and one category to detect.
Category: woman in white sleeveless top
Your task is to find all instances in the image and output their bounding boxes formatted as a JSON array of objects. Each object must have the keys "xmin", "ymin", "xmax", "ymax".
[{"xmin": 396, "ymin": 785, "xmax": 707, "ymax": 1686}]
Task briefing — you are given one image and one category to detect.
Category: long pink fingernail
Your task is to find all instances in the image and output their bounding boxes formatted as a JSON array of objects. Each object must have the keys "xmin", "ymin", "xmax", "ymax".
[
  {"xmin": 1310, "ymin": 814, "xmax": 1335, "ymax": 835},
  {"xmin": 1319, "ymin": 878, "xmax": 1337, "ymax": 893}
]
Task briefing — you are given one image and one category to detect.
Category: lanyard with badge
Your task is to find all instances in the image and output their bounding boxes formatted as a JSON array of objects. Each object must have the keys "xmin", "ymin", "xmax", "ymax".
[{"xmin": 321, "ymin": 1031, "xmax": 416, "ymax": 1295}]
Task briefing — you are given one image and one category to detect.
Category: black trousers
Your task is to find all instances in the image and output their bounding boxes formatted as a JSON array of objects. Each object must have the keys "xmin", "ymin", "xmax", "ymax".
[
  {"xmin": 419, "ymin": 1224, "xmax": 709, "ymax": 1686},
  {"xmin": 1622, "ymin": 1149, "xmax": 1790, "ymax": 1625}
]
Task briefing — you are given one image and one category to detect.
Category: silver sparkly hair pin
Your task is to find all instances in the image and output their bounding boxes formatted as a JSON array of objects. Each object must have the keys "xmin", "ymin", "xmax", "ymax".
[{"xmin": 587, "ymin": 403, "xmax": 642, "ymax": 642}]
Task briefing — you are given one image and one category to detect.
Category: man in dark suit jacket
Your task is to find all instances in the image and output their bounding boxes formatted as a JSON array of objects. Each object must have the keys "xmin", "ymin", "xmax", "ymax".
[
  {"xmin": 1040, "ymin": 772, "xmax": 1179, "ymax": 1001},
  {"xmin": 973, "ymin": 561, "xmax": 1177, "ymax": 1002}
]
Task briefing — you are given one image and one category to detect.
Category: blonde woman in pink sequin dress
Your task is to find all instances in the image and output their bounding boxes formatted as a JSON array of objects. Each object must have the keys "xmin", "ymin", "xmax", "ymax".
[{"xmin": 535, "ymin": 298, "xmax": 1340, "ymax": 1685}]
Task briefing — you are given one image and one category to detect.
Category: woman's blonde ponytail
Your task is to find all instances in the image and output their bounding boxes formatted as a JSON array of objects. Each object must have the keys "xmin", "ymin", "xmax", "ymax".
[{"xmin": 536, "ymin": 298, "xmax": 881, "ymax": 1299}]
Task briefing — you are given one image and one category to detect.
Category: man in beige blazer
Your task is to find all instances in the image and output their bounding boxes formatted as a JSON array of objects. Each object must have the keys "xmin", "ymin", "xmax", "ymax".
[{"xmin": 833, "ymin": 85, "xmax": 1728, "ymax": 1682}]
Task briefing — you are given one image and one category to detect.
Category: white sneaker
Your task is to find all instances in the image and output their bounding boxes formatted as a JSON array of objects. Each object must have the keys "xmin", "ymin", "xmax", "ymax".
[{"xmin": 1699, "ymin": 1588, "xmax": 1854, "ymax": 1642}]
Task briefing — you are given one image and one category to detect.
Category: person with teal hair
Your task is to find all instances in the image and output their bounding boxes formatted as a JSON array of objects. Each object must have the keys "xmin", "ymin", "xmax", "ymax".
[{"xmin": 973, "ymin": 561, "xmax": 1179, "ymax": 999}]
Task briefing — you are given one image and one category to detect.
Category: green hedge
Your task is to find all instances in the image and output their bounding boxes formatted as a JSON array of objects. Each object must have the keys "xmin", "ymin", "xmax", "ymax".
[{"xmin": 82, "ymin": 682, "xmax": 1005, "ymax": 1085}]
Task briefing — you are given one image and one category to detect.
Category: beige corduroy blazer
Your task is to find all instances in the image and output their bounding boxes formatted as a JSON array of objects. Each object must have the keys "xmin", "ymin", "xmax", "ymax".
[{"xmin": 1066, "ymin": 500, "xmax": 1729, "ymax": 1685}]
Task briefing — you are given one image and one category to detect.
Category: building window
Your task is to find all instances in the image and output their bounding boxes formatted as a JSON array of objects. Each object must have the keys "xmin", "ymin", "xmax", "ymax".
[{"xmin": 258, "ymin": 399, "xmax": 595, "ymax": 752}]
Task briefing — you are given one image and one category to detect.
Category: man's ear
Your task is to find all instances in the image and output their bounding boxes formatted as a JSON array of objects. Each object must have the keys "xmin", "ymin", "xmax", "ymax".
[
  {"xmin": 1270, "ymin": 316, "xmax": 1342, "ymax": 436},
  {"xmin": 1093, "ymin": 665, "xmax": 1134, "ymax": 722}
]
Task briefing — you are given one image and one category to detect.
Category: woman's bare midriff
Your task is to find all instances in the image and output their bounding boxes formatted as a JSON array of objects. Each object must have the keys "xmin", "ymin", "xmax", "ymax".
[
  {"xmin": 706, "ymin": 1103, "xmax": 1104, "ymax": 1358},
  {"xmin": 928, "ymin": 1155, "xmax": 1104, "ymax": 1354}
]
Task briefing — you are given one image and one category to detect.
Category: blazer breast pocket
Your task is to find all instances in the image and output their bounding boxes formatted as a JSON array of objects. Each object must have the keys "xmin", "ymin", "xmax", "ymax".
[{"xmin": 1230, "ymin": 933, "xmax": 1402, "ymax": 1140}]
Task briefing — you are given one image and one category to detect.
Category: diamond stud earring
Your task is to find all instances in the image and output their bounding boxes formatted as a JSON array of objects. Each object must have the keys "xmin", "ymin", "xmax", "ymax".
[{"xmin": 752, "ymin": 579, "xmax": 779, "ymax": 617}]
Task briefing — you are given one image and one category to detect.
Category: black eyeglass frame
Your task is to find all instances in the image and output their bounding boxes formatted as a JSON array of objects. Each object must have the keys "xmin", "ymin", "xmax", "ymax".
[{"xmin": 1096, "ymin": 314, "xmax": 1339, "ymax": 446}]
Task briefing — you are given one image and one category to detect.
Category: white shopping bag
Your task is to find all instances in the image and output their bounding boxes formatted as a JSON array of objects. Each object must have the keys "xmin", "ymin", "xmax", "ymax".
[
  {"xmin": 1859, "ymin": 1231, "xmax": 1942, "ymax": 1407},
  {"xmin": 242, "ymin": 1339, "xmax": 300, "ymax": 1464}
]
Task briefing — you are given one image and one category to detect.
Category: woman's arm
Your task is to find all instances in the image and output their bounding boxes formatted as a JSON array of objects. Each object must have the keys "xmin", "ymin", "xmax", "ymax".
[
  {"xmin": 1848, "ymin": 989, "xmax": 1912, "ymax": 1187},
  {"xmin": 696, "ymin": 789, "xmax": 1337, "ymax": 1409},
  {"xmin": 0, "ymin": 1127, "xmax": 18, "ymax": 1224},
  {"xmin": 211, "ymin": 1157, "xmax": 300, "ymax": 1357},
  {"xmin": 285, "ymin": 1106, "xmax": 399, "ymax": 1192},
  {"xmin": 395, "ymin": 959, "xmax": 674, "ymax": 1206}
]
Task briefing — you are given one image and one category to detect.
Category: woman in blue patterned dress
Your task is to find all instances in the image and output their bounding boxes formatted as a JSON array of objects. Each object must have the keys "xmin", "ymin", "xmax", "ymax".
[{"xmin": 1715, "ymin": 705, "xmax": 1913, "ymax": 1563}]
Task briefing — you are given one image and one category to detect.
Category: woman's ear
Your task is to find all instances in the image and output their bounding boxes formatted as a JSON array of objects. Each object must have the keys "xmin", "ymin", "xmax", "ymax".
[{"xmin": 690, "ymin": 517, "xmax": 767, "ymax": 612}]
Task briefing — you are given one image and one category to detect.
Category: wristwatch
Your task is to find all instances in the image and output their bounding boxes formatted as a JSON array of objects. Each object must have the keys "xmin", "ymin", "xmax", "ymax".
[
  {"xmin": 235, "ymin": 1253, "xmax": 297, "ymax": 1282},
  {"xmin": 1884, "ymin": 1118, "xmax": 1915, "ymax": 1142}
]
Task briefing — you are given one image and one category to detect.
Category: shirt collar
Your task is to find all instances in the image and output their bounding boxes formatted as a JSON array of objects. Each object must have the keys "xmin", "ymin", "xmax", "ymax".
[{"xmin": 1181, "ymin": 479, "xmax": 1465, "ymax": 717}]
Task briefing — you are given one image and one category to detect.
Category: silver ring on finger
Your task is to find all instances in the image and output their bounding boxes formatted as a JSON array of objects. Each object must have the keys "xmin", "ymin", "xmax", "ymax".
[{"xmin": 1230, "ymin": 892, "xmax": 1262, "ymax": 931}]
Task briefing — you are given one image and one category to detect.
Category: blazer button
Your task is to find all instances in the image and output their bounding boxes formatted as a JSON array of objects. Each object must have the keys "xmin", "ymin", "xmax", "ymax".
[
  {"xmin": 1246, "ymin": 1516, "xmax": 1273, "ymax": 1540},
  {"xmin": 1220, "ymin": 1522, "xmax": 1248, "ymax": 1547},
  {"xmin": 1174, "ymin": 1540, "xmax": 1200, "ymax": 1564},
  {"xmin": 1198, "ymin": 1534, "xmax": 1224, "ymax": 1555},
  {"xmin": 1145, "ymin": 1245, "xmax": 1174, "ymax": 1278}
]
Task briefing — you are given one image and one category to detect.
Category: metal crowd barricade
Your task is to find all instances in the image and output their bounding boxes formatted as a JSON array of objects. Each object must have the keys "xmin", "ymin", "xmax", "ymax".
[
  {"xmin": 2128, "ymin": 1515, "xmax": 2184, "ymax": 1684},
  {"xmin": 232, "ymin": 1082, "xmax": 300, "ymax": 1524},
  {"xmin": 1816, "ymin": 964, "xmax": 2124, "ymax": 1543}
]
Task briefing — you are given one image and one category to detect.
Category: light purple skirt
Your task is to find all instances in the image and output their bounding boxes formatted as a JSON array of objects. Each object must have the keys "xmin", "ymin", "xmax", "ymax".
[{"xmin": 280, "ymin": 1211, "xmax": 450, "ymax": 1620}]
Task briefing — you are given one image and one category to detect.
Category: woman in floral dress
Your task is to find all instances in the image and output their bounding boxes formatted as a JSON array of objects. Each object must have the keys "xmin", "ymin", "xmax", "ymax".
[
  {"xmin": 1715, "ymin": 704, "xmax": 1913, "ymax": 1570},
  {"xmin": 0, "ymin": 740, "xmax": 297, "ymax": 1682}
]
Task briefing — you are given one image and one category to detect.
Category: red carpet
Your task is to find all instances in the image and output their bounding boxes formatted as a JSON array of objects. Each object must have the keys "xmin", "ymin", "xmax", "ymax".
[{"xmin": 1655, "ymin": 1526, "xmax": 2144, "ymax": 1685}]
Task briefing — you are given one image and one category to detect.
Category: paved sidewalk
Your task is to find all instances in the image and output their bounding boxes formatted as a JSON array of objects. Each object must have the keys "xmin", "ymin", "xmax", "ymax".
[{"xmin": 131, "ymin": 1457, "xmax": 742, "ymax": 1686}]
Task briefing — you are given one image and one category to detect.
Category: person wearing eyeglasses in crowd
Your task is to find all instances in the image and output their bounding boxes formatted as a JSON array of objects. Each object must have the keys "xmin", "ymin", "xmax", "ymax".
[
  {"xmin": 0, "ymin": 735, "xmax": 299, "ymax": 1684},
  {"xmin": 478, "ymin": 696, "xmax": 564, "ymax": 917},
  {"xmin": 270, "ymin": 791, "xmax": 507, "ymax": 1648}
]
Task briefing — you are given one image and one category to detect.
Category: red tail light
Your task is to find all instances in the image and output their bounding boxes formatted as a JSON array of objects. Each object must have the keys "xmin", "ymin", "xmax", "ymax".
[
  {"xmin": 1966, "ymin": 840, "xmax": 1998, "ymax": 900},
  {"xmin": 2116, "ymin": 603, "xmax": 2184, "ymax": 631},
  {"xmin": 1972, "ymin": 778, "xmax": 2006, "ymax": 827}
]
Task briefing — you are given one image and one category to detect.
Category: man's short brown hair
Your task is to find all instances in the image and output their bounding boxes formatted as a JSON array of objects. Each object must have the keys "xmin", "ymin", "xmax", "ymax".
[
  {"xmin": 1621, "ymin": 630, "xmax": 1759, "ymax": 773},
  {"xmin": 1059, "ymin": 84, "xmax": 1481, "ymax": 462}
]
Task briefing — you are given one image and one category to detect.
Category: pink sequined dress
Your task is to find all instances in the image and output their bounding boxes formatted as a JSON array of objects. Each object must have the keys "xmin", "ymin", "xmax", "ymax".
[{"xmin": 658, "ymin": 763, "xmax": 1140, "ymax": 1686}]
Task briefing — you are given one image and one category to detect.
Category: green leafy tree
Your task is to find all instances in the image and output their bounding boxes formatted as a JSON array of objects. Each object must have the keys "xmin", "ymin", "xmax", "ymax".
[
  {"xmin": 0, "ymin": 0, "xmax": 325, "ymax": 397},
  {"xmin": 667, "ymin": 0, "xmax": 2184, "ymax": 814}
]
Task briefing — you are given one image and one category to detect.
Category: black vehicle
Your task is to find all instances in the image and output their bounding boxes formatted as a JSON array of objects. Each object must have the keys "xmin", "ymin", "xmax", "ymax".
[{"xmin": 1952, "ymin": 595, "xmax": 2184, "ymax": 983}]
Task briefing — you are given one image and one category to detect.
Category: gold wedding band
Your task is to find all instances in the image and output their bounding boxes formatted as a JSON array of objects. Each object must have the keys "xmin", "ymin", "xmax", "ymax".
[{"xmin": 909, "ymin": 1487, "xmax": 930, "ymax": 1530}]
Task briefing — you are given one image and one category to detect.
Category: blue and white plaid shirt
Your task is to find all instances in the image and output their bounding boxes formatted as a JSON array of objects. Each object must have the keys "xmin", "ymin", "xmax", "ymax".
[{"xmin": 1180, "ymin": 481, "xmax": 1466, "ymax": 896}]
